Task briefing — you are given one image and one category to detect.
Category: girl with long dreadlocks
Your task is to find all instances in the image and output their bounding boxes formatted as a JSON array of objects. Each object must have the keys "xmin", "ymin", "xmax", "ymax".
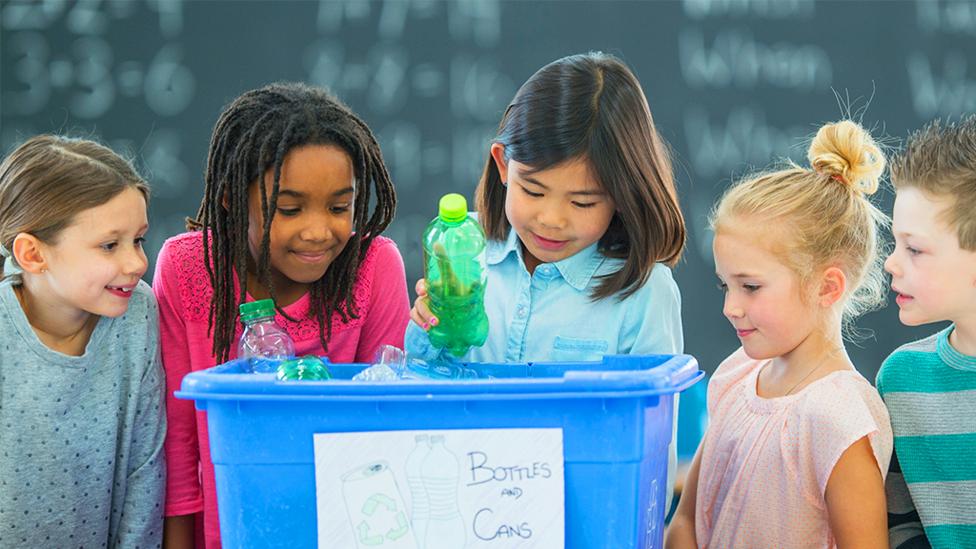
[{"xmin": 153, "ymin": 82, "xmax": 409, "ymax": 547}]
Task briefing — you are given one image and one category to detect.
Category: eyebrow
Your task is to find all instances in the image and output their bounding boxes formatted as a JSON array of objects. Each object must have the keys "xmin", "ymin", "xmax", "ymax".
[
  {"xmin": 278, "ymin": 187, "xmax": 355, "ymax": 199},
  {"xmin": 99, "ymin": 224, "xmax": 149, "ymax": 238},
  {"xmin": 521, "ymin": 174, "xmax": 605, "ymax": 197},
  {"xmin": 717, "ymin": 272, "xmax": 761, "ymax": 279}
]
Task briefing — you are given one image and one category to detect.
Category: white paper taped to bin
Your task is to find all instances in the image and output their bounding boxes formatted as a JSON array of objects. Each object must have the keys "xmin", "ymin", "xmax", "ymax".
[{"xmin": 314, "ymin": 428, "xmax": 564, "ymax": 549}]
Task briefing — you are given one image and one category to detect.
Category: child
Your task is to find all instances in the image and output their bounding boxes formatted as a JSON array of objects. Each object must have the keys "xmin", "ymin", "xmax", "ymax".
[
  {"xmin": 406, "ymin": 51, "xmax": 686, "ymax": 501},
  {"xmin": 0, "ymin": 135, "xmax": 165, "ymax": 547},
  {"xmin": 155, "ymin": 82, "xmax": 410, "ymax": 547},
  {"xmin": 878, "ymin": 116, "xmax": 976, "ymax": 549},
  {"xmin": 666, "ymin": 120, "xmax": 894, "ymax": 549}
]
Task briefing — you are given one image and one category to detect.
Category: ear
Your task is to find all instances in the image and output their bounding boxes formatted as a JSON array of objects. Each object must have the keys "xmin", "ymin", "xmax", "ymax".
[
  {"xmin": 12, "ymin": 233, "xmax": 49, "ymax": 275},
  {"xmin": 490, "ymin": 143, "xmax": 509, "ymax": 185},
  {"xmin": 818, "ymin": 266, "xmax": 847, "ymax": 308}
]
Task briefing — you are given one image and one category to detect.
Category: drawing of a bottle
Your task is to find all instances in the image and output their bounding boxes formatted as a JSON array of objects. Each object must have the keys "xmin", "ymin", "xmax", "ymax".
[
  {"xmin": 421, "ymin": 435, "xmax": 466, "ymax": 548},
  {"xmin": 405, "ymin": 434, "xmax": 431, "ymax": 548},
  {"xmin": 341, "ymin": 461, "xmax": 418, "ymax": 549}
]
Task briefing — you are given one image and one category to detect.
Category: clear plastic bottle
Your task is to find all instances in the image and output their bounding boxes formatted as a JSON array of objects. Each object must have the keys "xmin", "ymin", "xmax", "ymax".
[
  {"xmin": 421, "ymin": 435, "xmax": 466, "ymax": 548},
  {"xmin": 352, "ymin": 345, "xmax": 480, "ymax": 382},
  {"xmin": 405, "ymin": 434, "xmax": 431, "ymax": 547},
  {"xmin": 237, "ymin": 299, "xmax": 295, "ymax": 373},
  {"xmin": 422, "ymin": 193, "xmax": 489, "ymax": 357}
]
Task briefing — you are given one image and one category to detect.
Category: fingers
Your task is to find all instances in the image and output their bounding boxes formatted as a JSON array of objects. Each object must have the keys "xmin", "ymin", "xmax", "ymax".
[
  {"xmin": 410, "ymin": 294, "xmax": 439, "ymax": 331},
  {"xmin": 415, "ymin": 278, "xmax": 427, "ymax": 297}
]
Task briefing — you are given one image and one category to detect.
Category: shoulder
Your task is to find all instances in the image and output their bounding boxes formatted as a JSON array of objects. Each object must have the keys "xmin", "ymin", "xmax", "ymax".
[
  {"xmin": 708, "ymin": 348, "xmax": 761, "ymax": 402},
  {"xmin": 798, "ymin": 372, "xmax": 889, "ymax": 431},
  {"xmin": 712, "ymin": 347, "xmax": 760, "ymax": 383},
  {"xmin": 155, "ymin": 231, "xmax": 206, "ymax": 276},
  {"xmin": 357, "ymin": 236, "xmax": 404, "ymax": 286},
  {"xmin": 152, "ymin": 231, "xmax": 213, "ymax": 321},
  {"xmin": 350, "ymin": 236, "xmax": 405, "ymax": 311},
  {"xmin": 362, "ymin": 235, "xmax": 403, "ymax": 267},
  {"xmin": 876, "ymin": 330, "xmax": 942, "ymax": 394},
  {"xmin": 614, "ymin": 262, "xmax": 680, "ymax": 306}
]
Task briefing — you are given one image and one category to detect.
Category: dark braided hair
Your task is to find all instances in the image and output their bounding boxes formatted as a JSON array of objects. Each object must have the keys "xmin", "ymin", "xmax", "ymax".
[{"xmin": 190, "ymin": 82, "xmax": 397, "ymax": 362}]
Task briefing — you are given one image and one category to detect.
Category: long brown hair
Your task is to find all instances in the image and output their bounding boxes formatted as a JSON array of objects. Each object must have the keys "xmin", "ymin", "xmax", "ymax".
[
  {"xmin": 0, "ymin": 135, "xmax": 149, "ymax": 280},
  {"xmin": 476, "ymin": 52, "xmax": 685, "ymax": 301}
]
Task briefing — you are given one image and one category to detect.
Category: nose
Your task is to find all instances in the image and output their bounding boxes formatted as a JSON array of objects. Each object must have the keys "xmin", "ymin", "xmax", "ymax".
[
  {"xmin": 123, "ymin": 245, "xmax": 148, "ymax": 277},
  {"xmin": 300, "ymin": 212, "xmax": 334, "ymax": 243},
  {"xmin": 723, "ymin": 294, "xmax": 743, "ymax": 320},
  {"xmin": 883, "ymin": 251, "xmax": 899, "ymax": 277},
  {"xmin": 536, "ymin": 203, "xmax": 568, "ymax": 230}
]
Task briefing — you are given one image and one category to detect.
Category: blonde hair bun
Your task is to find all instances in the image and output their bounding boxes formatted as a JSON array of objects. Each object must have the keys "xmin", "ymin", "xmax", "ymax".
[{"xmin": 808, "ymin": 120, "xmax": 885, "ymax": 196}]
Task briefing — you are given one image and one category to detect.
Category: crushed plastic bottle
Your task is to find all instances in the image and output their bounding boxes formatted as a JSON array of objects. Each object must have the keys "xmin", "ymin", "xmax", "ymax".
[
  {"xmin": 352, "ymin": 345, "xmax": 480, "ymax": 382},
  {"xmin": 276, "ymin": 355, "xmax": 332, "ymax": 381},
  {"xmin": 237, "ymin": 299, "xmax": 295, "ymax": 373}
]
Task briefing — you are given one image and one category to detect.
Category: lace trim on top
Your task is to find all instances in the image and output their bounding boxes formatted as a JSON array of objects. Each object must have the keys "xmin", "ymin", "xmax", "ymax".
[{"xmin": 167, "ymin": 232, "xmax": 382, "ymax": 341}]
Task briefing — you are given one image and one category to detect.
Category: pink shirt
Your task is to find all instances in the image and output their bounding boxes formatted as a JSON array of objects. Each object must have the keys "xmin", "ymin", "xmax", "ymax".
[
  {"xmin": 153, "ymin": 231, "xmax": 410, "ymax": 548},
  {"xmin": 695, "ymin": 348, "xmax": 892, "ymax": 549}
]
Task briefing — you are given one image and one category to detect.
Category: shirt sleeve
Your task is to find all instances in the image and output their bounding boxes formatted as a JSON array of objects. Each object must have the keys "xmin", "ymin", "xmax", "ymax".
[
  {"xmin": 114, "ymin": 299, "xmax": 166, "ymax": 548},
  {"xmin": 620, "ymin": 263, "xmax": 683, "ymax": 355},
  {"xmin": 152, "ymin": 240, "xmax": 205, "ymax": 516},
  {"xmin": 887, "ymin": 451, "xmax": 932, "ymax": 548},
  {"xmin": 354, "ymin": 238, "xmax": 411, "ymax": 363},
  {"xmin": 806, "ymin": 380, "xmax": 892, "ymax": 500}
]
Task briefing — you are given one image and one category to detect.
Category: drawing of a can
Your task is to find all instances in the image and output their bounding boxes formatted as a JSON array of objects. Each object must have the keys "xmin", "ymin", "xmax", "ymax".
[{"xmin": 341, "ymin": 461, "xmax": 418, "ymax": 549}]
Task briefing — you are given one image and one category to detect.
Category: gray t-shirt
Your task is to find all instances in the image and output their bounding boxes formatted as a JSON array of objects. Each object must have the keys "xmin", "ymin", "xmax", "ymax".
[{"xmin": 0, "ymin": 276, "xmax": 165, "ymax": 548}]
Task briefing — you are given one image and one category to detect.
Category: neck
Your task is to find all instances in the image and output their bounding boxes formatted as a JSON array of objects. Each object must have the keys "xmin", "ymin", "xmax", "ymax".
[
  {"xmin": 519, "ymin": 242, "xmax": 542, "ymax": 275},
  {"xmin": 759, "ymin": 322, "xmax": 851, "ymax": 398},
  {"xmin": 245, "ymin": 256, "xmax": 307, "ymax": 307},
  {"xmin": 949, "ymin": 319, "xmax": 976, "ymax": 357},
  {"xmin": 15, "ymin": 279, "xmax": 98, "ymax": 356}
]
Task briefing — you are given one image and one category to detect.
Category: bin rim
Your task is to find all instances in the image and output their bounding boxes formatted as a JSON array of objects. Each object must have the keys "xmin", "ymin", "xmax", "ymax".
[{"xmin": 175, "ymin": 353, "xmax": 702, "ymax": 403}]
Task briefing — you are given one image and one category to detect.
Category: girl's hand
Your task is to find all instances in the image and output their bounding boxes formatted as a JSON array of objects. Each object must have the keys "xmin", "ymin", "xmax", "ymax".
[{"xmin": 410, "ymin": 279, "xmax": 439, "ymax": 331}]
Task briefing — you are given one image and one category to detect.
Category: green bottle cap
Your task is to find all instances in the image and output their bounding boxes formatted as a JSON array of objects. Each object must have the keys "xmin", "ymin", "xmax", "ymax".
[
  {"xmin": 239, "ymin": 299, "xmax": 276, "ymax": 323},
  {"xmin": 438, "ymin": 193, "xmax": 467, "ymax": 223}
]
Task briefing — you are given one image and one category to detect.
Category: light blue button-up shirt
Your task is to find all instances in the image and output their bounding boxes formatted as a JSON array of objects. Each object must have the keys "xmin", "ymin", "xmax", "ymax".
[{"xmin": 405, "ymin": 226, "xmax": 683, "ymax": 363}]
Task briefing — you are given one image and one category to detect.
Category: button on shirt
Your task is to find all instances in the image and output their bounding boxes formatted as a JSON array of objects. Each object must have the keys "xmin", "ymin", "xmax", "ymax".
[{"xmin": 405, "ymin": 227, "xmax": 683, "ymax": 364}]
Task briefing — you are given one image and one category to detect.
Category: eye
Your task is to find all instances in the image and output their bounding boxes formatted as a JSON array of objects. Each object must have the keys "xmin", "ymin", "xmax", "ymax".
[
  {"xmin": 743, "ymin": 284, "xmax": 761, "ymax": 293},
  {"xmin": 100, "ymin": 241, "xmax": 118, "ymax": 251},
  {"xmin": 277, "ymin": 207, "xmax": 300, "ymax": 217},
  {"xmin": 906, "ymin": 245, "xmax": 921, "ymax": 256},
  {"xmin": 331, "ymin": 204, "xmax": 351, "ymax": 214},
  {"xmin": 134, "ymin": 237, "xmax": 146, "ymax": 248},
  {"xmin": 716, "ymin": 282, "xmax": 728, "ymax": 292},
  {"xmin": 572, "ymin": 201, "xmax": 597, "ymax": 209},
  {"xmin": 520, "ymin": 185, "xmax": 543, "ymax": 198}
]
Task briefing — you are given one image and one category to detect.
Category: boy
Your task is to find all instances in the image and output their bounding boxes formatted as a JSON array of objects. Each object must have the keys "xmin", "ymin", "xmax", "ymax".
[{"xmin": 878, "ymin": 116, "xmax": 976, "ymax": 549}]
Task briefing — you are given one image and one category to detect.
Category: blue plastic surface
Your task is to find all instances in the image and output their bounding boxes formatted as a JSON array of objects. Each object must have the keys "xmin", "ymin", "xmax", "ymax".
[{"xmin": 176, "ymin": 353, "xmax": 702, "ymax": 548}]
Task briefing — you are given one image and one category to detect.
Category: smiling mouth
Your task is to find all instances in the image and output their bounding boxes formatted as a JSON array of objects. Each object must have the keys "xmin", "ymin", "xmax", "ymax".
[
  {"xmin": 292, "ymin": 250, "xmax": 328, "ymax": 262},
  {"xmin": 106, "ymin": 285, "xmax": 136, "ymax": 297},
  {"xmin": 532, "ymin": 233, "xmax": 568, "ymax": 251},
  {"xmin": 736, "ymin": 328, "xmax": 756, "ymax": 337}
]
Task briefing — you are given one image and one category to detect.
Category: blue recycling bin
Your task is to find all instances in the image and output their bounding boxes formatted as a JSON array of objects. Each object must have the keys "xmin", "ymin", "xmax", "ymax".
[{"xmin": 176, "ymin": 353, "xmax": 702, "ymax": 548}]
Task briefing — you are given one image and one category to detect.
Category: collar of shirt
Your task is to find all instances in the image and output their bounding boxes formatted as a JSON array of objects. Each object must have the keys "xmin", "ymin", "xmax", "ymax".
[{"xmin": 486, "ymin": 228, "xmax": 605, "ymax": 291}]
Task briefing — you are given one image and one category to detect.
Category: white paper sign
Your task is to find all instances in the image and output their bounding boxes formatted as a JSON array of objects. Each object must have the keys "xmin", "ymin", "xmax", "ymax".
[{"xmin": 313, "ymin": 428, "xmax": 564, "ymax": 549}]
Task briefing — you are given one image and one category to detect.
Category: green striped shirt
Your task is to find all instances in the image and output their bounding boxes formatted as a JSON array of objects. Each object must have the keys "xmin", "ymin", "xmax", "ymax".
[{"xmin": 876, "ymin": 326, "xmax": 976, "ymax": 549}]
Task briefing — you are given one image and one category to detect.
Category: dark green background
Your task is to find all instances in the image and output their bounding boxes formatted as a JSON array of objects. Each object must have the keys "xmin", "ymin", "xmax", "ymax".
[{"xmin": 3, "ymin": 0, "xmax": 973, "ymax": 378}]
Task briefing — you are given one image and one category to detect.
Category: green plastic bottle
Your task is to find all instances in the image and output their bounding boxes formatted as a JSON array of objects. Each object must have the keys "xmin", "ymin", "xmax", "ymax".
[
  {"xmin": 422, "ymin": 193, "xmax": 489, "ymax": 357},
  {"xmin": 276, "ymin": 355, "xmax": 332, "ymax": 381}
]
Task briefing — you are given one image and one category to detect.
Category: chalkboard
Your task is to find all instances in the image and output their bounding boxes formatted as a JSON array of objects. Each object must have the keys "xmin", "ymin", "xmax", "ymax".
[{"xmin": 3, "ymin": 0, "xmax": 974, "ymax": 379}]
